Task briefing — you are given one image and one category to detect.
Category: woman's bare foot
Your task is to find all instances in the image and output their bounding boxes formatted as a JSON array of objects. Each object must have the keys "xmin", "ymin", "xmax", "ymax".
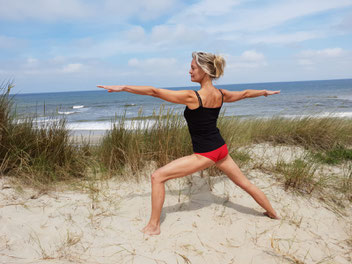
[
  {"xmin": 263, "ymin": 211, "xmax": 280, "ymax": 219},
  {"xmin": 141, "ymin": 223, "xmax": 161, "ymax": 235}
]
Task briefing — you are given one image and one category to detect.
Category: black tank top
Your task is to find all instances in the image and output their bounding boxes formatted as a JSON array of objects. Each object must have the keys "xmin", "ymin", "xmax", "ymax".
[{"xmin": 184, "ymin": 89, "xmax": 225, "ymax": 153}]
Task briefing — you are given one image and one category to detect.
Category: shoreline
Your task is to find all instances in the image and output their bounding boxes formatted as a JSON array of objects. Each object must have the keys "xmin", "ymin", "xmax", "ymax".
[{"xmin": 69, "ymin": 130, "xmax": 107, "ymax": 145}]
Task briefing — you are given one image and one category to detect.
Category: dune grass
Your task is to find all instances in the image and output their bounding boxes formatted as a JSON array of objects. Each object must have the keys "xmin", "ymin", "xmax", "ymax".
[
  {"xmin": 1, "ymin": 83, "xmax": 352, "ymax": 205},
  {"xmin": 0, "ymin": 83, "xmax": 91, "ymax": 187},
  {"xmin": 98, "ymin": 107, "xmax": 192, "ymax": 180},
  {"xmin": 218, "ymin": 115, "xmax": 352, "ymax": 150},
  {"xmin": 274, "ymin": 159, "xmax": 320, "ymax": 194}
]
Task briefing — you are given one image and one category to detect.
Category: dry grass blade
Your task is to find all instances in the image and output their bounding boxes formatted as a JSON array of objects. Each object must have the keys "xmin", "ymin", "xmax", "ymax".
[
  {"xmin": 270, "ymin": 237, "xmax": 304, "ymax": 264},
  {"xmin": 175, "ymin": 252, "xmax": 192, "ymax": 264}
]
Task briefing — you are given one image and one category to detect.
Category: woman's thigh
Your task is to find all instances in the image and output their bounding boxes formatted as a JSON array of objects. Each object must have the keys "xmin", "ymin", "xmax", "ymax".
[
  {"xmin": 215, "ymin": 155, "xmax": 251, "ymax": 188},
  {"xmin": 154, "ymin": 154, "xmax": 214, "ymax": 182}
]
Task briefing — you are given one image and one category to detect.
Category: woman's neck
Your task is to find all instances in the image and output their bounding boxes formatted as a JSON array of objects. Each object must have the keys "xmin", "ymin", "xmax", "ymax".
[{"xmin": 199, "ymin": 77, "xmax": 214, "ymax": 90}]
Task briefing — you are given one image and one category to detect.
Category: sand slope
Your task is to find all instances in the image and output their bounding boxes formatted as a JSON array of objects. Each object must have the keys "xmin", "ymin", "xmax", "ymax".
[{"xmin": 1, "ymin": 145, "xmax": 351, "ymax": 263}]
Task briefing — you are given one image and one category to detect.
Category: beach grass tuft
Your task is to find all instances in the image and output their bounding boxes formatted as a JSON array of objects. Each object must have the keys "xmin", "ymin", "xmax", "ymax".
[
  {"xmin": 274, "ymin": 158, "xmax": 321, "ymax": 194},
  {"xmin": 98, "ymin": 107, "xmax": 192, "ymax": 179},
  {"xmin": 311, "ymin": 145, "xmax": 352, "ymax": 165},
  {"xmin": 0, "ymin": 83, "xmax": 90, "ymax": 186}
]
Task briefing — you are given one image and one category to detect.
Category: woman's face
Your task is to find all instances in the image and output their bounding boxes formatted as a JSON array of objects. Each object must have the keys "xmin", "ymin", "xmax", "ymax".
[{"xmin": 189, "ymin": 59, "xmax": 206, "ymax": 83}]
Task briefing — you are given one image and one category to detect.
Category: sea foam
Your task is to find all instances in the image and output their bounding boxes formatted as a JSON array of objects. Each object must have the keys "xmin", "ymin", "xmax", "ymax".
[
  {"xmin": 66, "ymin": 120, "xmax": 157, "ymax": 130},
  {"xmin": 282, "ymin": 112, "xmax": 352, "ymax": 119},
  {"xmin": 73, "ymin": 105, "xmax": 84, "ymax": 109},
  {"xmin": 58, "ymin": 111, "xmax": 75, "ymax": 115}
]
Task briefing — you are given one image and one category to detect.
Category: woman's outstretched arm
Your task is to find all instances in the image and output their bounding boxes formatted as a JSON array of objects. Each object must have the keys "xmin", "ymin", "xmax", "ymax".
[
  {"xmin": 221, "ymin": 89, "xmax": 280, "ymax": 103},
  {"xmin": 97, "ymin": 85, "xmax": 195, "ymax": 105}
]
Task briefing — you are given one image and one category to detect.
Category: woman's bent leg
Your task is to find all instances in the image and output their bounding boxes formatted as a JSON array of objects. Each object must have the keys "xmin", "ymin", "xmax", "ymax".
[
  {"xmin": 215, "ymin": 155, "xmax": 279, "ymax": 219},
  {"xmin": 142, "ymin": 154, "xmax": 214, "ymax": 235}
]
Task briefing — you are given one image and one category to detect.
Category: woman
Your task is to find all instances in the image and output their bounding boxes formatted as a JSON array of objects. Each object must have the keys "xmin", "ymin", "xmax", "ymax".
[{"xmin": 98, "ymin": 51, "xmax": 280, "ymax": 236}]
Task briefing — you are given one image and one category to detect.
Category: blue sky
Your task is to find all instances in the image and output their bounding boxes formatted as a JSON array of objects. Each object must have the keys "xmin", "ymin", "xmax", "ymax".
[{"xmin": 1, "ymin": 0, "xmax": 352, "ymax": 94}]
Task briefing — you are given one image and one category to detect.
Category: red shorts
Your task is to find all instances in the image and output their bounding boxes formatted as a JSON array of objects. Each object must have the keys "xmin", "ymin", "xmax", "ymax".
[{"xmin": 195, "ymin": 144, "xmax": 228, "ymax": 162}]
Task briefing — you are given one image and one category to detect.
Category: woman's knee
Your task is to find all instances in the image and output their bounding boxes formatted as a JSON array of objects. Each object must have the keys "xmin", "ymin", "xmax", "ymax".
[{"xmin": 151, "ymin": 169, "xmax": 166, "ymax": 184}]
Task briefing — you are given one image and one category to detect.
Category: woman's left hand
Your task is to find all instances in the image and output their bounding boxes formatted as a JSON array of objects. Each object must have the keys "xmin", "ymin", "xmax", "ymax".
[{"xmin": 97, "ymin": 85, "xmax": 124, "ymax": 93}]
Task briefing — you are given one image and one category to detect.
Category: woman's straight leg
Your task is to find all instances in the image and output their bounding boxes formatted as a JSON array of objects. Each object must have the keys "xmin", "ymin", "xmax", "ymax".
[
  {"xmin": 215, "ymin": 155, "xmax": 279, "ymax": 219},
  {"xmin": 142, "ymin": 154, "xmax": 214, "ymax": 235}
]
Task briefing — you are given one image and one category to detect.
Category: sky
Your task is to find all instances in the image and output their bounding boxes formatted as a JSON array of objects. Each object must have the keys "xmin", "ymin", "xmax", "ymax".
[{"xmin": 1, "ymin": 0, "xmax": 352, "ymax": 94}]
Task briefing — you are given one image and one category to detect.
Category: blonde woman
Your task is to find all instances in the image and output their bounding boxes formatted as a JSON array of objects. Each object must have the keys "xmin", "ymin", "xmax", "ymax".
[{"xmin": 98, "ymin": 51, "xmax": 280, "ymax": 235}]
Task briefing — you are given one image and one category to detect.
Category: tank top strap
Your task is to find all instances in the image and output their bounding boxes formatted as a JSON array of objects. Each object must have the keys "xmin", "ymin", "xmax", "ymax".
[
  {"xmin": 193, "ymin": 90, "xmax": 203, "ymax": 107},
  {"xmin": 218, "ymin": 89, "xmax": 224, "ymax": 105}
]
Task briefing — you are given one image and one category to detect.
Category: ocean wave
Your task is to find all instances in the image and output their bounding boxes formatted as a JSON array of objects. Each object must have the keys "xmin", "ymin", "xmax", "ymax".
[
  {"xmin": 35, "ymin": 118, "xmax": 61, "ymax": 123},
  {"xmin": 282, "ymin": 112, "xmax": 352, "ymax": 119},
  {"xmin": 320, "ymin": 112, "xmax": 352, "ymax": 118},
  {"xmin": 15, "ymin": 117, "xmax": 61, "ymax": 124},
  {"xmin": 66, "ymin": 121, "xmax": 112, "ymax": 130},
  {"xmin": 73, "ymin": 105, "xmax": 84, "ymax": 109},
  {"xmin": 58, "ymin": 111, "xmax": 75, "ymax": 115},
  {"xmin": 66, "ymin": 120, "xmax": 157, "ymax": 130}
]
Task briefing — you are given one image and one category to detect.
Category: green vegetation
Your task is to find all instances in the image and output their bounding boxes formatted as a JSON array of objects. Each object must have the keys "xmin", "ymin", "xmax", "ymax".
[
  {"xmin": 1, "ymin": 83, "xmax": 352, "ymax": 206},
  {"xmin": 274, "ymin": 159, "xmax": 320, "ymax": 194},
  {"xmin": 98, "ymin": 108, "xmax": 192, "ymax": 180},
  {"xmin": 311, "ymin": 145, "xmax": 352, "ymax": 165},
  {"xmin": 0, "ymin": 83, "xmax": 90, "ymax": 187},
  {"xmin": 217, "ymin": 115, "xmax": 352, "ymax": 150}
]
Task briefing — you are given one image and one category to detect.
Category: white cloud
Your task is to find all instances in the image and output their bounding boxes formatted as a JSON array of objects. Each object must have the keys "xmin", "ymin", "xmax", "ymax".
[
  {"xmin": 299, "ymin": 48, "xmax": 344, "ymax": 59},
  {"xmin": 0, "ymin": 0, "xmax": 178, "ymax": 22},
  {"xmin": 297, "ymin": 48, "xmax": 351, "ymax": 68},
  {"xmin": 226, "ymin": 50, "xmax": 267, "ymax": 70},
  {"xmin": 24, "ymin": 58, "xmax": 39, "ymax": 68},
  {"xmin": 102, "ymin": 0, "xmax": 178, "ymax": 21},
  {"xmin": 54, "ymin": 23, "xmax": 207, "ymax": 59},
  {"xmin": 62, "ymin": 63, "xmax": 83, "ymax": 73},
  {"xmin": 241, "ymin": 50, "xmax": 265, "ymax": 61},
  {"xmin": 126, "ymin": 26, "xmax": 146, "ymax": 42},
  {"xmin": 0, "ymin": 0, "xmax": 92, "ymax": 21},
  {"xmin": 248, "ymin": 31, "xmax": 325, "ymax": 44},
  {"xmin": 298, "ymin": 59, "xmax": 314, "ymax": 66},
  {"xmin": 336, "ymin": 11, "xmax": 352, "ymax": 32},
  {"xmin": 125, "ymin": 57, "xmax": 190, "ymax": 84},
  {"xmin": 0, "ymin": 35, "xmax": 27, "ymax": 50},
  {"xmin": 208, "ymin": 0, "xmax": 352, "ymax": 33},
  {"xmin": 170, "ymin": 0, "xmax": 241, "ymax": 22},
  {"xmin": 150, "ymin": 24, "xmax": 206, "ymax": 47},
  {"xmin": 128, "ymin": 57, "xmax": 178, "ymax": 70}
]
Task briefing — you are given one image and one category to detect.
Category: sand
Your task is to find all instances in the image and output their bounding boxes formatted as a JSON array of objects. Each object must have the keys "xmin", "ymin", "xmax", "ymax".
[{"xmin": 0, "ymin": 144, "xmax": 351, "ymax": 264}]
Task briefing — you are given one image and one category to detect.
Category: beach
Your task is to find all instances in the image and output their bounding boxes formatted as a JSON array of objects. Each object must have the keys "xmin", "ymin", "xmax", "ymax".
[
  {"xmin": 1, "ymin": 79, "xmax": 351, "ymax": 263},
  {"xmin": 2, "ymin": 0, "xmax": 352, "ymax": 262},
  {"xmin": 1, "ymin": 143, "xmax": 351, "ymax": 264}
]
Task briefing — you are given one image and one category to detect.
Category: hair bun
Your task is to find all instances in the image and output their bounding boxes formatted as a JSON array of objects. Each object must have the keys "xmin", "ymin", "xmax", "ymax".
[{"xmin": 213, "ymin": 55, "xmax": 226, "ymax": 78}]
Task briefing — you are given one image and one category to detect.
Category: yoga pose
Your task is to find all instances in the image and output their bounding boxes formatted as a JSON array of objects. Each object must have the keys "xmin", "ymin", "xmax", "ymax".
[{"xmin": 98, "ymin": 51, "xmax": 280, "ymax": 235}]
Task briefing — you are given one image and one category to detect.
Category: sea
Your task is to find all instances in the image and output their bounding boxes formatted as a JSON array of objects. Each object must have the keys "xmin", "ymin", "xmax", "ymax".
[{"xmin": 11, "ymin": 79, "xmax": 352, "ymax": 134}]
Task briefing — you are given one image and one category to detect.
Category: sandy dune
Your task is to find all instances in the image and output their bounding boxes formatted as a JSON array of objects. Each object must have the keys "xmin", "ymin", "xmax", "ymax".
[{"xmin": 1, "ymin": 144, "xmax": 351, "ymax": 263}]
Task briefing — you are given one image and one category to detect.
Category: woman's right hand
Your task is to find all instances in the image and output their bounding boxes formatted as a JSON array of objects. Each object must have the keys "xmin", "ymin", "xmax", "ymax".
[
  {"xmin": 264, "ymin": 90, "xmax": 280, "ymax": 97},
  {"xmin": 97, "ymin": 85, "xmax": 125, "ymax": 93}
]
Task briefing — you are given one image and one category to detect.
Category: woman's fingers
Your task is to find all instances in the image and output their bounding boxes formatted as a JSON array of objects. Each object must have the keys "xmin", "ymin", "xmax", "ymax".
[
  {"xmin": 97, "ymin": 85, "xmax": 114, "ymax": 92},
  {"xmin": 268, "ymin": 90, "xmax": 280, "ymax": 95},
  {"xmin": 97, "ymin": 85, "xmax": 123, "ymax": 92},
  {"xmin": 97, "ymin": 85, "xmax": 109, "ymax": 90}
]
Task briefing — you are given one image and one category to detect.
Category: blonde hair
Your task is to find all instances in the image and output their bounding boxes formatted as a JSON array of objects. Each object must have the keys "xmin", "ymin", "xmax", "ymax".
[{"xmin": 192, "ymin": 51, "xmax": 226, "ymax": 79}]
